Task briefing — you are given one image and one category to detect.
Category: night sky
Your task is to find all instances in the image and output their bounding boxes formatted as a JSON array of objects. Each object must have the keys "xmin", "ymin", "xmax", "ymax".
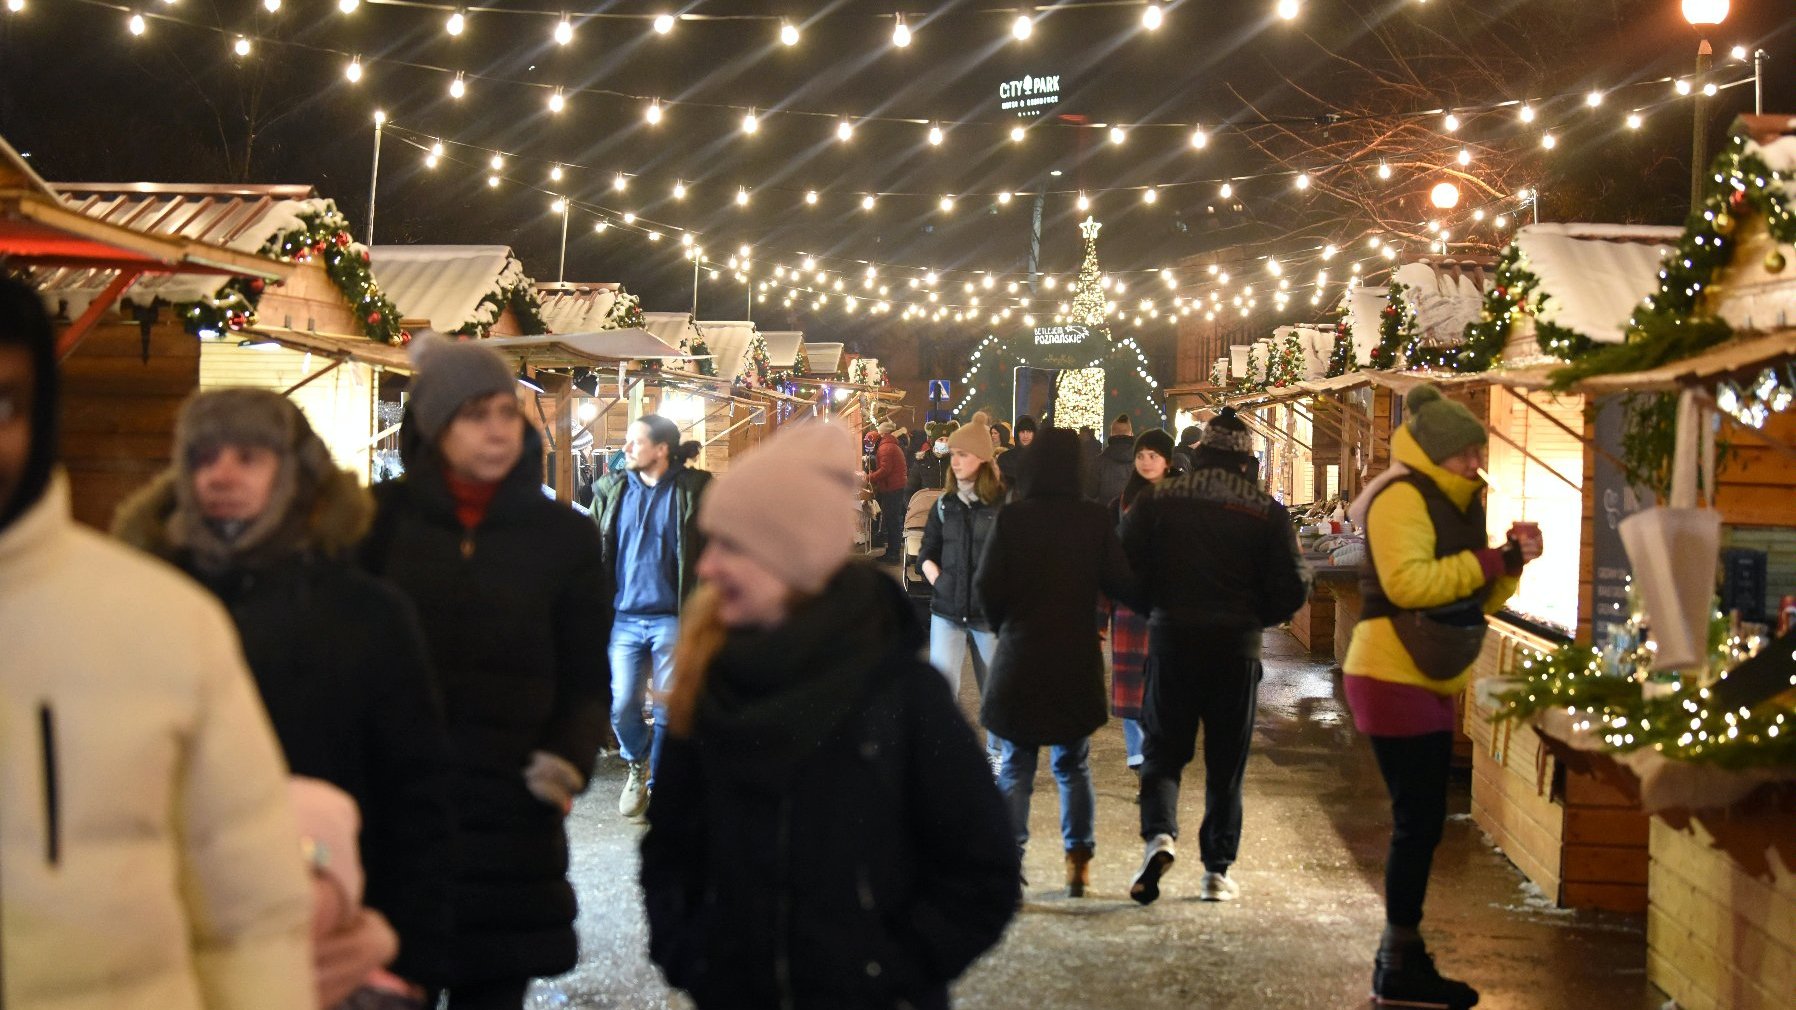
[{"xmin": 2, "ymin": 1, "xmax": 1791, "ymax": 364}]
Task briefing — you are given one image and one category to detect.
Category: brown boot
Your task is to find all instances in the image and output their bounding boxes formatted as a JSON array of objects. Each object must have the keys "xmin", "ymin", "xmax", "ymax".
[{"xmin": 1065, "ymin": 845, "xmax": 1094, "ymax": 898}]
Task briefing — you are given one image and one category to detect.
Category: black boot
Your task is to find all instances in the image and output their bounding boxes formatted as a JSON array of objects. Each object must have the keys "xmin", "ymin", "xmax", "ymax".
[{"xmin": 1372, "ymin": 938, "xmax": 1479, "ymax": 1009}]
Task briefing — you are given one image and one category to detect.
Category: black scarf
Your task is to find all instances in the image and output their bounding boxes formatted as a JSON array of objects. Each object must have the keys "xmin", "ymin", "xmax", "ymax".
[{"xmin": 697, "ymin": 563, "xmax": 912, "ymax": 789}]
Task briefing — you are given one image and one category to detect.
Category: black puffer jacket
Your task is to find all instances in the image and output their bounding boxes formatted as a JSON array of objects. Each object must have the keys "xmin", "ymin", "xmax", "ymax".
[
  {"xmin": 642, "ymin": 564, "xmax": 1019, "ymax": 1010},
  {"xmin": 1118, "ymin": 462, "xmax": 1312, "ymax": 657},
  {"xmin": 1092, "ymin": 436, "xmax": 1135, "ymax": 505},
  {"xmin": 114, "ymin": 467, "xmax": 456, "ymax": 986},
  {"xmin": 907, "ymin": 450, "xmax": 947, "ymax": 496},
  {"xmin": 917, "ymin": 489, "xmax": 999, "ymax": 627},
  {"xmin": 976, "ymin": 495, "xmax": 1138, "ymax": 748},
  {"xmin": 363, "ymin": 423, "xmax": 610, "ymax": 985}
]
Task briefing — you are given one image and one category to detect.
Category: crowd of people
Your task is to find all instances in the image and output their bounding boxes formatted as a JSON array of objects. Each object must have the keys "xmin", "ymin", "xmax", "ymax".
[{"xmin": 0, "ymin": 268, "xmax": 1539, "ymax": 1010}]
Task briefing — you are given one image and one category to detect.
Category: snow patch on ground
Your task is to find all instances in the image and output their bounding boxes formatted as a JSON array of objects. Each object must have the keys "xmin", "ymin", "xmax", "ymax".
[{"xmin": 1493, "ymin": 879, "xmax": 1577, "ymax": 917}]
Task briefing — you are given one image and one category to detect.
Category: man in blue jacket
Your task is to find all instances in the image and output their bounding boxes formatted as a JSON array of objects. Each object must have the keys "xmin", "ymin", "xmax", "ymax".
[{"xmin": 593, "ymin": 414, "xmax": 711, "ymax": 817}]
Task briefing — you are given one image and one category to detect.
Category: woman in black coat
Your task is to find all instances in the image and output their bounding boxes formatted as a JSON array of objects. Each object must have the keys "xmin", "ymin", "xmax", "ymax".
[
  {"xmin": 975, "ymin": 427, "xmax": 1138, "ymax": 899},
  {"xmin": 642, "ymin": 422, "xmax": 1018, "ymax": 1010},
  {"xmin": 362, "ymin": 336, "xmax": 610, "ymax": 1010}
]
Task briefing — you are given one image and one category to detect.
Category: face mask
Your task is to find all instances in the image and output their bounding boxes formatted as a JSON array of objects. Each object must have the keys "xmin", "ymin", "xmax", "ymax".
[{"xmin": 933, "ymin": 440, "xmax": 949, "ymax": 456}]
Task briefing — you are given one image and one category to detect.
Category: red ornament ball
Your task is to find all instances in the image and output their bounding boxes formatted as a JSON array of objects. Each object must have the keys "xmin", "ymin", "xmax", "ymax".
[
  {"xmin": 335, "ymin": 231, "xmax": 351, "ymax": 247},
  {"xmin": 1729, "ymin": 188, "xmax": 1749, "ymax": 210},
  {"xmin": 367, "ymin": 311, "xmax": 383, "ymax": 325},
  {"xmin": 360, "ymin": 250, "xmax": 370, "ymax": 263},
  {"xmin": 247, "ymin": 278, "xmax": 265, "ymax": 294}
]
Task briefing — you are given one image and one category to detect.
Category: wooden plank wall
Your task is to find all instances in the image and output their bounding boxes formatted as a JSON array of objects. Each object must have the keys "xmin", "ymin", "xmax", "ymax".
[
  {"xmin": 1648, "ymin": 810, "xmax": 1796, "ymax": 1010},
  {"xmin": 59, "ymin": 320, "xmax": 196, "ymax": 530},
  {"xmin": 1485, "ymin": 387, "xmax": 1585, "ymax": 635}
]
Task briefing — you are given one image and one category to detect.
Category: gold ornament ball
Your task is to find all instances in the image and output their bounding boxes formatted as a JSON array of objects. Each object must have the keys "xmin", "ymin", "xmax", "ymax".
[
  {"xmin": 1713, "ymin": 211, "xmax": 1736, "ymax": 236},
  {"xmin": 1766, "ymin": 249, "xmax": 1788, "ymax": 274}
]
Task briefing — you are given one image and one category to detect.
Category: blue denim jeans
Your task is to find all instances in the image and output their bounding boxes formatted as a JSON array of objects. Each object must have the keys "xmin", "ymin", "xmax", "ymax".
[
  {"xmin": 608, "ymin": 614, "xmax": 681, "ymax": 777},
  {"xmin": 927, "ymin": 614, "xmax": 996, "ymax": 697},
  {"xmin": 993, "ymin": 735, "xmax": 1097, "ymax": 853},
  {"xmin": 1122, "ymin": 717, "xmax": 1144, "ymax": 768}
]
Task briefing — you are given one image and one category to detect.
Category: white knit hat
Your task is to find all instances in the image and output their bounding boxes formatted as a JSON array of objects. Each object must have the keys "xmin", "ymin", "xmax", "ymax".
[{"xmin": 698, "ymin": 421, "xmax": 863, "ymax": 593}]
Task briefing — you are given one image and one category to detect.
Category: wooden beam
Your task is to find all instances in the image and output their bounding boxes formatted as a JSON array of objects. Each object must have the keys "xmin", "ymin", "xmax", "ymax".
[
  {"xmin": 1485, "ymin": 422, "xmax": 1582, "ymax": 494},
  {"xmin": 55, "ymin": 270, "xmax": 140, "ymax": 360},
  {"xmin": 280, "ymin": 356, "xmax": 346, "ymax": 396}
]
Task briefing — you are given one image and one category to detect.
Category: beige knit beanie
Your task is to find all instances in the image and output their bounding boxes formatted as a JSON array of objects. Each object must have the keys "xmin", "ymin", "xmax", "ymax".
[
  {"xmin": 946, "ymin": 422, "xmax": 996, "ymax": 464},
  {"xmin": 698, "ymin": 421, "xmax": 863, "ymax": 593}
]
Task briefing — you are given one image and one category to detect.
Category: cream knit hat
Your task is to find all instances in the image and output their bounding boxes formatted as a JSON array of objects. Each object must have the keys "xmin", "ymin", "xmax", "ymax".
[
  {"xmin": 698, "ymin": 421, "xmax": 863, "ymax": 593},
  {"xmin": 946, "ymin": 421, "xmax": 996, "ymax": 464}
]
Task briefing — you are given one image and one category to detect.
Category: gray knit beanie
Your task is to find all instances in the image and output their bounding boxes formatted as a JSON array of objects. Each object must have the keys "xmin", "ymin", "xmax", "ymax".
[
  {"xmin": 406, "ymin": 332, "xmax": 516, "ymax": 441},
  {"xmin": 1404, "ymin": 385, "xmax": 1487, "ymax": 463},
  {"xmin": 1199, "ymin": 407, "xmax": 1255, "ymax": 455}
]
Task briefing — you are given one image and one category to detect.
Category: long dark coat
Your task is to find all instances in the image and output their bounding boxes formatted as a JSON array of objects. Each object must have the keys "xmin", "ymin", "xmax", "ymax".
[
  {"xmin": 641, "ymin": 564, "xmax": 1019, "ymax": 1010},
  {"xmin": 975, "ymin": 494, "xmax": 1138, "ymax": 748},
  {"xmin": 363, "ymin": 423, "xmax": 610, "ymax": 985}
]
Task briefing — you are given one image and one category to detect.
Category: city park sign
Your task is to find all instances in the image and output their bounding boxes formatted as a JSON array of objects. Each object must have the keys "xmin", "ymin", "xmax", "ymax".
[{"xmin": 998, "ymin": 72, "xmax": 1062, "ymax": 117}]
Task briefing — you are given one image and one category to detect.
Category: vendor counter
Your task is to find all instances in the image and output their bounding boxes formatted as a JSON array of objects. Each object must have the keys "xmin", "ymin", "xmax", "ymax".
[{"xmin": 1290, "ymin": 561, "xmax": 1359, "ymax": 659}]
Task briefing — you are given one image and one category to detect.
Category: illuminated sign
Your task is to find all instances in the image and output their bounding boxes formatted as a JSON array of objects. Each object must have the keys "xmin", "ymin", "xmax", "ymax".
[
  {"xmin": 1033, "ymin": 324, "xmax": 1089, "ymax": 346},
  {"xmin": 998, "ymin": 73, "xmax": 1062, "ymax": 116}
]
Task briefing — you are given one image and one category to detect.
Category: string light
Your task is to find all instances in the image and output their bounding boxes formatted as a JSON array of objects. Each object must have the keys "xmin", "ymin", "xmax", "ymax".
[
  {"xmin": 939, "ymin": 194, "xmax": 956, "ymax": 212},
  {"xmin": 1010, "ymin": 125, "xmax": 1026, "ymax": 142},
  {"xmin": 486, "ymin": 175, "xmax": 499, "ymax": 188},
  {"xmin": 1219, "ymin": 181, "xmax": 1234, "ymax": 198},
  {"xmin": 553, "ymin": 14, "xmax": 573, "ymax": 46},
  {"xmin": 892, "ymin": 14, "xmax": 910, "ymax": 47},
  {"xmin": 1627, "ymin": 111, "xmax": 1644, "ymax": 129},
  {"xmin": 488, "ymin": 153, "xmax": 504, "ymax": 170},
  {"xmin": 645, "ymin": 99, "xmax": 663, "ymax": 124},
  {"xmin": 549, "ymin": 165, "xmax": 563, "ymax": 182},
  {"xmin": 4, "ymin": 0, "xmax": 22, "ymax": 12},
  {"xmin": 1142, "ymin": 187, "xmax": 1158, "ymax": 204},
  {"xmin": 672, "ymin": 179, "xmax": 686, "ymax": 199},
  {"xmin": 1541, "ymin": 132, "xmax": 1558, "ymax": 149},
  {"xmin": 1109, "ymin": 126, "xmax": 1126, "ymax": 145},
  {"xmin": 449, "ymin": 71, "xmax": 466, "ymax": 99},
  {"xmin": 928, "ymin": 123, "xmax": 944, "ymax": 146},
  {"xmin": 622, "ymin": 212, "xmax": 636, "ymax": 224},
  {"xmin": 653, "ymin": 13, "xmax": 673, "ymax": 34},
  {"xmin": 1295, "ymin": 172, "xmax": 1311, "ymax": 190},
  {"xmin": 446, "ymin": 8, "xmax": 464, "ymax": 36},
  {"xmin": 337, "ymin": 0, "xmax": 358, "ymax": 11},
  {"xmin": 1011, "ymin": 9, "xmax": 1032, "ymax": 40},
  {"xmin": 1142, "ymin": 2, "xmax": 1163, "ymax": 29},
  {"xmin": 805, "ymin": 189, "xmax": 819, "ymax": 205},
  {"xmin": 779, "ymin": 20, "xmax": 799, "ymax": 46},
  {"xmin": 837, "ymin": 119, "xmax": 855, "ymax": 142},
  {"xmin": 1377, "ymin": 161, "xmax": 1393, "ymax": 180},
  {"xmin": 547, "ymin": 88, "xmax": 566, "ymax": 113},
  {"xmin": 741, "ymin": 110, "xmax": 759, "ymax": 134},
  {"xmin": 1675, "ymin": 78, "xmax": 1693, "ymax": 95},
  {"xmin": 1456, "ymin": 147, "xmax": 1471, "ymax": 166},
  {"xmin": 1077, "ymin": 192, "xmax": 1091, "ymax": 211},
  {"xmin": 1585, "ymin": 90, "xmax": 1604, "ymax": 107},
  {"xmin": 233, "ymin": 35, "xmax": 251, "ymax": 57},
  {"xmin": 1191, "ymin": 127, "xmax": 1209, "ymax": 148},
  {"xmin": 594, "ymin": 219, "xmax": 608, "ymax": 232},
  {"xmin": 613, "ymin": 172, "xmax": 628, "ymax": 192},
  {"xmin": 861, "ymin": 194, "xmax": 876, "ymax": 210},
  {"xmin": 344, "ymin": 55, "xmax": 363, "ymax": 81},
  {"xmin": 736, "ymin": 186, "xmax": 750, "ymax": 206},
  {"xmin": 262, "ymin": 0, "xmax": 279, "ymax": 13},
  {"xmin": 1276, "ymin": 0, "xmax": 1300, "ymax": 20},
  {"xmin": 997, "ymin": 191, "xmax": 1013, "ymax": 204},
  {"xmin": 1443, "ymin": 113, "xmax": 1461, "ymax": 132}
]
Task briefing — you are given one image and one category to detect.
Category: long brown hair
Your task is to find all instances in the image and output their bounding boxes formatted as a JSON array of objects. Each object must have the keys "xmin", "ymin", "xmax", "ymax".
[
  {"xmin": 661, "ymin": 581, "xmax": 820, "ymax": 738},
  {"xmin": 941, "ymin": 458, "xmax": 1005, "ymax": 505}
]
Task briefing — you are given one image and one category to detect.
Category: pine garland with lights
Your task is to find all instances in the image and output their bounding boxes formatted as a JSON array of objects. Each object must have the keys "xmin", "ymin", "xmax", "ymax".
[
  {"xmin": 1268, "ymin": 333, "xmax": 1305, "ymax": 387},
  {"xmin": 182, "ymin": 201, "xmax": 402, "ymax": 343},
  {"xmin": 736, "ymin": 332, "xmax": 773, "ymax": 388},
  {"xmin": 1231, "ymin": 345, "xmax": 1262, "ymax": 395},
  {"xmin": 604, "ymin": 289, "xmax": 646, "ymax": 329},
  {"xmin": 684, "ymin": 334, "xmax": 717, "ymax": 377},
  {"xmin": 1326, "ymin": 318, "xmax": 1358, "ymax": 378},
  {"xmin": 1367, "ymin": 282, "xmax": 1416, "ymax": 370},
  {"xmin": 1461, "ymin": 243, "xmax": 1597, "ymax": 365},
  {"xmin": 847, "ymin": 356, "xmax": 888, "ymax": 387}
]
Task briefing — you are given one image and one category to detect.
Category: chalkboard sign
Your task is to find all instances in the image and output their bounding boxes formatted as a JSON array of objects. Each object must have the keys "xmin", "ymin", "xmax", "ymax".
[{"xmin": 1591, "ymin": 396, "xmax": 1654, "ymax": 647}]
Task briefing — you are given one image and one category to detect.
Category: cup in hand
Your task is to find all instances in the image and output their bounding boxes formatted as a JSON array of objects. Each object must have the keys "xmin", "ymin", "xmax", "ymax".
[{"xmin": 1508, "ymin": 520, "xmax": 1544, "ymax": 562}]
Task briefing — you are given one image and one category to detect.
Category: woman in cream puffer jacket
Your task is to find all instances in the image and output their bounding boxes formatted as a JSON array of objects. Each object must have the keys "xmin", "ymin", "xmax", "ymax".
[{"xmin": 0, "ymin": 473, "xmax": 315, "ymax": 1010}]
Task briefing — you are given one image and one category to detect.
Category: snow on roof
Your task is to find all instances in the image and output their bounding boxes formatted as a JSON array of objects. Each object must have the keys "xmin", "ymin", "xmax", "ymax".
[
  {"xmin": 696, "ymin": 320, "xmax": 757, "ymax": 381},
  {"xmin": 485, "ymin": 329, "xmax": 684, "ymax": 362},
  {"xmin": 535, "ymin": 282, "xmax": 620, "ymax": 333},
  {"xmin": 1393, "ymin": 261, "xmax": 1486, "ymax": 348},
  {"xmin": 642, "ymin": 311, "xmax": 701, "ymax": 352},
  {"xmin": 803, "ymin": 342, "xmax": 845, "ymax": 374},
  {"xmin": 1748, "ymin": 136, "xmax": 1796, "ymax": 174},
  {"xmin": 40, "ymin": 186, "xmax": 325, "ymax": 312},
  {"xmin": 1513, "ymin": 224, "xmax": 1678, "ymax": 345},
  {"xmin": 761, "ymin": 330, "xmax": 805, "ymax": 368},
  {"xmin": 371, "ymin": 245, "xmax": 522, "ymax": 332},
  {"xmin": 1343, "ymin": 284, "xmax": 1391, "ymax": 364}
]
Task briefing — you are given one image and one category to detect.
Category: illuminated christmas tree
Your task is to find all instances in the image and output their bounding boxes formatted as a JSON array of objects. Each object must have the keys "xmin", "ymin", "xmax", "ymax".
[{"xmin": 1064, "ymin": 216, "xmax": 1166, "ymax": 432}]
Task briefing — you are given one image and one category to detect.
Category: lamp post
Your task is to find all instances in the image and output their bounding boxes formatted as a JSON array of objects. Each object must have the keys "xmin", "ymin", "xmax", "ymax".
[
  {"xmin": 366, "ymin": 110, "xmax": 385, "ymax": 245},
  {"xmin": 552, "ymin": 197, "xmax": 570, "ymax": 284},
  {"xmin": 1683, "ymin": 0, "xmax": 1730, "ymax": 213}
]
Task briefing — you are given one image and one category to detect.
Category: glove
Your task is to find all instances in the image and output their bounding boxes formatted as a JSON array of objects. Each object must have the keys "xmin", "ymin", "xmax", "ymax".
[{"xmin": 524, "ymin": 750, "xmax": 585, "ymax": 814}]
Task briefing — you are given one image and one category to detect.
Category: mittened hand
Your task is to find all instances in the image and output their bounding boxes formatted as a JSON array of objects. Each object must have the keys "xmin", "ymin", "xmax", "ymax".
[
  {"xmin": 1507, "ymin": 522, "xmax": 1545, "ymax": 563},
  {"xmin": 525, "ymin": 750, "xmax": 585, "ymax": 814}
]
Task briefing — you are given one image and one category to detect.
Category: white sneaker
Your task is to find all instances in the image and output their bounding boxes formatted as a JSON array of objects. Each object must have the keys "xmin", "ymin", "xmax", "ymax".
[
  {"xmin": 1199, "ymin": 870, "xmax": 1240, "ymax": 902},
  {"xmin": 618, "ymin": 760, "xmax": 649, "ymax": 818},
  {"xmin": 1129, "ymin": 834, "xmax": 1176, "ymax": 905}
]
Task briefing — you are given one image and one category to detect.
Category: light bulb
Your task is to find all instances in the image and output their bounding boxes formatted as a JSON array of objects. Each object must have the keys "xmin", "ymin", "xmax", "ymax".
[
  {"xmin": 1012, "ymin": 12, "xmax": 1032, "ymax": 40},
  {"xmin": 1626, "ymin": 112, "xmax": 1644, "ymax": 129},
  {"xmin": 940, "ymin": 195, "xmax": 955, "ymax": 212},
  {"xmin": 805, "ymin": 190, "xmax": 819, "ymax": 205},
  {"xmin": 837, "ymin": 119, "xmax": 855, "ymax": 141},
  {"xmin": 1585, "ymin": 90, "xmax": 1604, "ymax": 107},
  {"xmin": 742, "ymin": 110, "xmax": 759, "ymax": 134},
  {"xmin": 681, "ymin": 232, "xmax": 694, "ymax": 247},
  {"xmin": 549, "ymin": 165, "xmax": 563, "ymax": 182},
  {"xmin": 1377, "ymin": 161, "xmax": 1392, "ymax": 180},
  {"xmin": 613, "ymin": 173, "xmax": 628, "ymax": 192},
  {"xmin": 647, "ymin": 231, "xmax": 661, "ymax": 242},
  {"xmin": 1540, "ymin": 132, "xmax": 1557, "ymax": 149},
  {"xmin": 1519, "ymin": 103, "xmax": 1536, "ymax": 123},
  {"xmin": 129, "ymin": 11, "xmax": 146, "ymax": 35},
  {"xmin": 425, "ymin": 154, "xmax": 439, "ymax": 169},
  {"xmin": 552, "ymin": 198, "xmax": 567, "ymax": 214},
  {"xmin": 554, "ymin": 16, "xmax": 572, "ymax": 46},
  {"xmin": 5, "ymin": 0, "xmax": 23, "ymax": 11},
  {"xmin": 548, "ymin": 88, "xmax": 566, "ymax": 113},
  {"xmin": 1142, "ymin": 3, "xmax": 1163, "ymax": 29},
  {"xmin": 447, "ymin": 9, "xmax": 464, "ymax": 36},
  {"xmin": 1077, "ymin": 192, "xmax": 1090, "ymax": 211},
  {"xmin": 233, "ymin": 35, "xmax": 252, "ymax": 56},
  {"xmin": 673, "ymin": 180, "xmax": 686, "ymax": 199},
  {"xmin": 997, "ymin": 191, "xmax": 1013, "ymax": 204},
  {"xmin": 1444, "ymin": 113, "xmax": 1460, "ymax": 132},
  {"xmin": 928, "ymin": 124, "xmax": 944, "ymax": 146},
  {"xmin": 1295, "ymin": 172, "xmax": 1311, "ymax": 190},
  {"xmin": 1276, "ymin": 0, "xmax": 1300, "ymax": 20},
  {"xmin": 623, "ymin": 212, "xmax": 637, "ymax": 224},
  {"xmin": 1109, "ymin": 126, "xmax": 1126, "ymax": 145},
  {"xmin": 1143, "ymin": 188, "xmax": 1158, "ymax": 203},
  {"xmin": 338, "ymin": 0, "xmax": 358, "ymax": 11},
  {"xmin": 262, "ymin": 0, "xmax": 279, "ymax": 12},
  {"xmin": 646, "ymin": 99, "xmax": 662, "ymax": 124},
  {"xmin": 431, "ymin": 141, "xmax": 445, "ymax": 157},
  {"xmin": 486, "ymin": 175, "xmax": 500, "ymax": 188},
  {"xmin": 780, "ymin": 21, "xmax": 799, "ymax": 46},
  {"xmin": 893, "ymin": 15, "xmax": 910, "ymax": 47},
  {"xmin": 1191, "ymin": 127, "xmax": 1209, "ymax": 148},
  {"xmin": 654, "ymin": 13, "xmax": 674, "ymax": 34},
  {"xmin": 1702, "ymin": 82, "xmax": 1718, "ymax": 97},
  {"xmin": 1219, "ymin": 182, "xmax": 1233, "ymax": 198},
  {"xmin": 736, "ymin": 187, "xmax": 750, "ymax": 206},
  {"xmin": 1010, "ymin": 125, "xmax": 1026, "ymax": 142},
  {"xmin": 449, "ymin": 73, "xmax": 466, "ymax": 99},
  {"xmin": 489, "ymin": 154, "xmax": 504, "ymax": 170},
  {"xmin": 1675, "ymin": 78, "xmax": 1693, "ymax": 95},
  {"xmin": 1457, "ymin": 147, "xmax": 1471, "ymax": 166},
  {"xmin": 861, "ymin": 194, "xmax": 876, "ymax": 210},
  {"xmin": 344, "ymin": 56, "xmax": 363, "ymax": 81}
]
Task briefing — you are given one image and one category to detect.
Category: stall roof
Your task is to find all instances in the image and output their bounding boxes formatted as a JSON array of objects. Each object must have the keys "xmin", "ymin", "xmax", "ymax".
[
  {"xmin": 803, "ymin": 341, "xmax": 845, "ymax": 374},
  {"xmin": 642, "ymin": 311, "xmax": 702, "ymax": 351},
  {"xmin": 761, "ymin": 330, "xmax": 805, "ymax": 369},
  {"xmin": 1512, "ymin": 224, "xmax": 1679, "ymax": 348},
  {"xmin": 1490, "ymin": 329, "xmax": 1796, "ymax": 395},
  {"xmin": 535, "ymin": 282, "xmax": 621, "ymax": 334},
  {"xmin": 370, "ymin": 245, "xmax": 527, "ymax": 332},
  {"xmin": 485, "ymin": 329, "xmax": 693, "ymax": 364},
  {"xmin": 696, "ymin": 320, "xmax": 757, "ymax": 382},
  {"xmin": 241, "ymin": 325, "xmax": 412, "ymax": 372}
]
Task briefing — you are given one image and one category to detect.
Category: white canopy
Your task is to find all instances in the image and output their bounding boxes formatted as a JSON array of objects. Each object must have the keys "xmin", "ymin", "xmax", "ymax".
[
  {"xmin": 1514, "ymin": 224, "xmax": 1678, "ymax": 346},
  {"xmin": 696, "ymin": 320, "xmax": 758, "ymax": 382},
  {"xmin": 761, "ymin": 330, "xmax": 805, "ymax": 369},
  {"xmin": 642, "ymin": 311, "xmax": 702, "ymax": 353},
  {"xmin": 371, "ymin": 245, "xmax": 526, "ymax": 332},
  {"xmin": 535, "ymin": 283, "xmax": 622, "ymax": 333},
  {"xmin": 484, "ymin": 328, "xmax": 688, "ymax": 363},
  {"xmin": 804, "ymin": 341, "xmax": 845, "ymax": 374}
]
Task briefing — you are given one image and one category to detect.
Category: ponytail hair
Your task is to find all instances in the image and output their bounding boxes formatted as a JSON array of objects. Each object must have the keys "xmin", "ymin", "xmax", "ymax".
[
  {"xmin": 636, "ymin": 413, "xmax": 701, "ymax": 466},
  {"xmin": 672, "ymin": 440, "xmax": 702, "ymax": 466}
]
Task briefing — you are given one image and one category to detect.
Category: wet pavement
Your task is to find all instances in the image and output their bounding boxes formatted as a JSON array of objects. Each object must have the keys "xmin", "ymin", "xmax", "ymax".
[{"xmin": 543, "ymin": 630, "xmax": 1662, "ymax": 1009}]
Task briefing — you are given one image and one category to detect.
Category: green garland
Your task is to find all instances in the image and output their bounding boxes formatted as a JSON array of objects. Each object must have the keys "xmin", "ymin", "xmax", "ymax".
[
  {"xmin": 685, "ymin": 335, "xmax": 717, "ymax": 377},
  {"xmin": 1325, "ymin": 318, "xmax": 1357, "ymax": 377},
  {"xmin": 1550, "ymin": 133, "xmax": 1796, "ymax": 389},
  {"xmin": 1460, "ymin": 243, "xmax": 1598, "ymax": 367},
  {"xmin": 183, "ymin": 201, "xmax": 403, "ymax": 343},
  {"xmin": 1493, "ymin": 634, "xmax": 1794, "ymax": 772},
  {"xmin": 1367, "ymin": 282, "xmax": 1415, "ymax": 369},
  {"xmin": 605, "ymin": 289, "xmax": 646, "ymax": 330},
  {"xmin": 1268, "ymin": 334, "xmax": 1305, "ymax": 387},
  {"xmin": 1230, "ymin": 345, "xmax": 1262, "ymax": 395},
  {"xmin": 736, "ymin": 332, "xmax": 772, "ymax": 388},
  {"xmin": 453, "ymin": 276, "xmax": 548, "ymax": 338}
]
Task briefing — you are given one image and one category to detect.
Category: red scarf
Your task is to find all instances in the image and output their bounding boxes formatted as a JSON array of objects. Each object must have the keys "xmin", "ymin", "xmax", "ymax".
[{"xmin": 444, "ymin": 472, "xmax": 500, "ymax": 531}]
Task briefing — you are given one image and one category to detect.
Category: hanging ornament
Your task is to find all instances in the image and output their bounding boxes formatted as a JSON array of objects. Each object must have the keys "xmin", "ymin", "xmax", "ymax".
[
  {"xmin": 247, "ymin": 278, "xmax": 266, "ymax": 295},
  {"xmin": 1713, "ymin": 211, "xmax": 1736, "ymax": 236},
  {"xmin": 360, "ymin": 250, "xmax": 371, "ymax": 263},
  {"xmin": 1729, "ymin": 188, "xmax": 1749, "ymax": 211},
  {"xmin": 335, "ymin": 232, "xmax": 351, "ymax": 247},
  {"xmin": 367, "ymin": 310, "xmax": 383, "ymax": 325},
  {"xmin": 1766, "ymin": 249, "xmax": 1788, "ymax": 274},
  {"xmin": 399, "ymin": 329, "xmax": 413, "ymax": 345}
]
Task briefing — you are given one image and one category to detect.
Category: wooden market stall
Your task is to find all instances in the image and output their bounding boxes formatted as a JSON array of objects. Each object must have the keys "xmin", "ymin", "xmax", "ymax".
[{"xmin": 370, "ymin": 244, "xmax": 546, "ymax": 338}]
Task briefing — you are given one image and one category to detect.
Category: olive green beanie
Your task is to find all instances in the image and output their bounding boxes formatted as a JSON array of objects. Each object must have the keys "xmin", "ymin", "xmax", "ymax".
[{"xmin": 1405, "ymin": 385, "xmax": 1487, "ymax": 464}]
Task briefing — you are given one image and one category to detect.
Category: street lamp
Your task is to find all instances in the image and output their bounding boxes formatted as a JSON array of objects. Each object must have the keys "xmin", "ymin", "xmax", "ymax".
[{"xmin": 1683, "ymin": 0, "xmax": 1729, "ymax": 212}]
